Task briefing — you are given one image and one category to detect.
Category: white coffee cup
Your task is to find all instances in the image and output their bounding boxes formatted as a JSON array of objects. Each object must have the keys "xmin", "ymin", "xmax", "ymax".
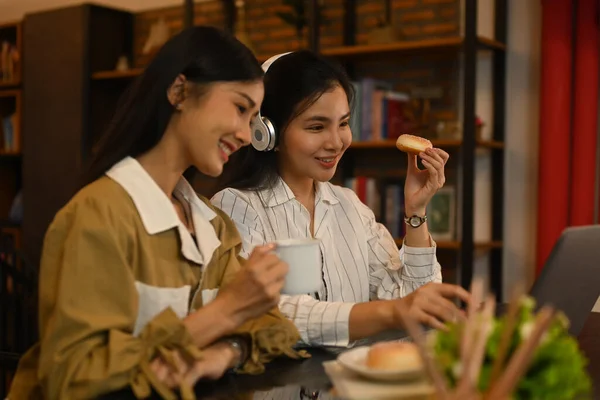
[{"xmin": 275, "ymin": 238, "xmax": 323, "ymax": 295}]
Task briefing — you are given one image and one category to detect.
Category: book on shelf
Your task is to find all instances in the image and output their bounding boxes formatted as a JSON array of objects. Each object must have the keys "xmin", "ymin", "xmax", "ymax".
[
  {"xmin": 350, "ymin": 77, "xmax": 415, "ymax": 143},
  {"xmin": 344, "ymin": 176, "xmax": 457, "ymax": 242},
  {"xmin": 426, "ymin": 186, "xmax": 456, "ymax": 241},
  {"xmin": 0, "ymin": 113, "xmax": 17, "ymax": 152},
  {"xmin": 344, "ymin": 176, "xmax": 406, "ymax": 240},
  {"xmin": 8, "ymin": 190, "xmax": 23, "ymax": 224},
  {"xmin": 1, "ymin": 40, "xmax": 19, "ymax": 83}
]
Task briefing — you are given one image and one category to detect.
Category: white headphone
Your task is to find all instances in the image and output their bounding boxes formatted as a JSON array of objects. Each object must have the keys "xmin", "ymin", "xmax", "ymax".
[{"xmin": 251, "ymin": 52, "xmax": 292, "ymax": 151}]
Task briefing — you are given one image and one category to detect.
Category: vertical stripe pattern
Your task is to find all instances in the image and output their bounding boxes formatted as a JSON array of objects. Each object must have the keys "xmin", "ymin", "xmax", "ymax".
[{"xmin": 211, "ymin": 178, "xmax": 442, "ymax": 347}]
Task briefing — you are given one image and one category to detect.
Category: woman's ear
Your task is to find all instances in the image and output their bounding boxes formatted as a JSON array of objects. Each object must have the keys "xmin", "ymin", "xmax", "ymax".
[{"xmin": 167, "ymin": 74, "xmax": 187, "ymax": 109}]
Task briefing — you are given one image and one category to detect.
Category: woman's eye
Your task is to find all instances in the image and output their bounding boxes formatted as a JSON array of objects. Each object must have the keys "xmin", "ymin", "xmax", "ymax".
[
  {"xmin": 340, "ymin": 120, "xmax": 349, "ymax": 128},
  {"xmin": 237, "ymin": 105, "xmax": 247, "ymax": 114},
  {"xmin": 307, "ymin": 125, "xmax": 324, "ymax": 132}
]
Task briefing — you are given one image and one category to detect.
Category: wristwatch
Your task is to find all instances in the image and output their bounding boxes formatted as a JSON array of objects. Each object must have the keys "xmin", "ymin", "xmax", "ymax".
[
  {"xmin": 222, "ymin": 336, "xmax": 248, "ymax": 370},
  {"xmin": 404, "ymin": 214, "xmax": 427, "ymax": 228}
]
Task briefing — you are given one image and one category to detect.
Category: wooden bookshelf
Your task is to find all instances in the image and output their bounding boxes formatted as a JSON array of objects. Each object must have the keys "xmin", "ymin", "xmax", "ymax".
[
  {"xmin": 334, "ymin": 1, "xmax": 508, "ymax": 298},
  {"xmin": 89, "ymin": 35, "xmax": 506, "ymax": 80},
  {"xmin": 321, "ymin": 36, "xmax": 505, "ymax": 59},
  {"xmin": 91, "ymin": 68, "xmax": 143, "ymax": 80},
  {"xmin": 0, "ymin": 80, "xmax": 20, "ymax": 89},
  {"xmin": 0, "ymin": 86, "xmax": 22, "ymax": 232},
  {"xmin": 478, "ymin": 37, "xmax": 507, "ymax": 51},
  {"xmin": 350, "ymin": 139, "xmax": 504, "ymax": 150},
  {"xmin": 0, "ymin": 20, "xmax": 23, "ymax": 234},
  {"xmin": 394, "ymin": 239, "xmax": 503, "ymax": 250}
]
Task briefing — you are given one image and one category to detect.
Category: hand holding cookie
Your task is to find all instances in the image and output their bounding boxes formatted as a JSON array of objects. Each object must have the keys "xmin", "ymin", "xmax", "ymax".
[{"xmin": 396, "ymin": 134, "xmax": 449, "ymax": 215}]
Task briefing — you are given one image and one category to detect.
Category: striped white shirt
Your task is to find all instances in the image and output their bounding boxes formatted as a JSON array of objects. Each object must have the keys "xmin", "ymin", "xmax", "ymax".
[{"xmin": 210, "ymin": 178, "xmax": 442, "ymax": 347}]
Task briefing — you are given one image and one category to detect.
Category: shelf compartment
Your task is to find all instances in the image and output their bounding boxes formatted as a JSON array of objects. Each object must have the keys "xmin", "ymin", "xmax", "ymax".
[
  {"xmin": 321, "ymin": 36, "xmax": 505, "ymax": 59},
  {"xmin": 0, "ymin": 21, "xmax": 22, "ymax": 87},
  {"xmin": 350, "ymin": 139, "xmax": 504, "ymax": 150},
  {"xmin": 0, "ymin": 89, "xmax": 21, "ymax": 154},
  {"xmin": 91, "ymin": 68, "xmax": 144, "ymax": 80},
  {"xmin": 394, "ymin": 239, "xmax": 503, "ymax": 250}
]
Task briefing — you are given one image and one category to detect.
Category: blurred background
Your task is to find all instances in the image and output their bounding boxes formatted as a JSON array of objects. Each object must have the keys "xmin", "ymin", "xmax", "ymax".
[{"xmin": 1, "ymin": 0, "xmax": 597, "ymax": 396}]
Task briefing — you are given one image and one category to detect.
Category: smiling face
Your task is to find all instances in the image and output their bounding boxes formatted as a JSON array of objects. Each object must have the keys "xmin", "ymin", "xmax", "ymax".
[
  {"xmin": 171, "ymin": 79, "xmax": 264, "ymax": 177},
  {"xmin": 278, "ymin": 85, "xmax": 352, "ymax": 184}
]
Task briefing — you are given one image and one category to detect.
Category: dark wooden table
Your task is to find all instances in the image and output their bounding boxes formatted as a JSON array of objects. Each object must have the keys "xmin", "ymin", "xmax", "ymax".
[{"xmin": 104, "ymin": 312, "xmax": 600, "ymax": 399}]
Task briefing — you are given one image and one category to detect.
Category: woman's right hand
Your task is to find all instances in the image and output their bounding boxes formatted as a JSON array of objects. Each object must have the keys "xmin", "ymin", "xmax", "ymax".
[
  {"xmin": 391, "ymin": 282, "xmax": 471, "ymax": 331},
  {"xmin": 217, "ymin": 243, "xmax": 289, "ymax": 325}
]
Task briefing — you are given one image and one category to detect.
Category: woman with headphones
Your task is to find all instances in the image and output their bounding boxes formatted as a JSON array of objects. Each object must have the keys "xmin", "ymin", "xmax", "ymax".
[
  {"xmin": 8, "ymin": 28, "xmax": 304, "ymax": 400},
  {"xmin": 213, "ymin": 50, "xmax": 471, "ymax": 348}
]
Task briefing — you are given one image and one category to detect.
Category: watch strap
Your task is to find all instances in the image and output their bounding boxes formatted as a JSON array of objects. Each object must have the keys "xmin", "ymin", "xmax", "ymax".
[{"xmin": 404, "ymin": 214, "xmax": 427, "ymax": 228}]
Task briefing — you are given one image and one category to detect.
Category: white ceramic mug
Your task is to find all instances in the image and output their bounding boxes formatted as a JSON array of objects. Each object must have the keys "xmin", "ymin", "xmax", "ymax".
[{"xmin": 275, "ymin": 238, "xmax": 323, "ymax": 295}]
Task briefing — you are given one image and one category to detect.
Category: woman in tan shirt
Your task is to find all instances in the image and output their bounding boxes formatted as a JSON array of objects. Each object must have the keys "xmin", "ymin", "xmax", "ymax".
[{"xmin": 8, "ymin": 27, "xmax": 304, "ymax": 400}]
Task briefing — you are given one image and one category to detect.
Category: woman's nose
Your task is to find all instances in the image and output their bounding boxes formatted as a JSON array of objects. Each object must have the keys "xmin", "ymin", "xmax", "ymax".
[
  {"xmin": 235, "ymin": 123, "xmax": 252, "ymax": 146},
  {"xmin": 325, "ymin": 129, "xmax": 344, "ymax": 150}
]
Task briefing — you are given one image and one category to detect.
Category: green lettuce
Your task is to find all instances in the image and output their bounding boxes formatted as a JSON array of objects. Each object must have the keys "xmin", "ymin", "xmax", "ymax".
[{"xmin": 432, "ymin": 297, "xmax": 592, "ymax": 399}]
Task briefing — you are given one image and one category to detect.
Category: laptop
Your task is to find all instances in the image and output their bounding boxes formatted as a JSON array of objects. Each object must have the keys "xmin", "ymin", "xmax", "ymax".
[{"xmin": 529, "ymin": 225, "xmax": 600, "ymax": 336}]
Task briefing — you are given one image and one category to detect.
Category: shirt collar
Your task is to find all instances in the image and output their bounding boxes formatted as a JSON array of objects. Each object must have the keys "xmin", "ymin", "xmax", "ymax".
[
  {"xmin": 258, "ymin": 177, "xmax": 339, "ymax": 207},
  {"xmin": 106, "ymin": 156, "xmax": 216, "ymax": 234},
  {"xmin": 106, "ymin": 157, "xmax": 220, "ymax": 266}
]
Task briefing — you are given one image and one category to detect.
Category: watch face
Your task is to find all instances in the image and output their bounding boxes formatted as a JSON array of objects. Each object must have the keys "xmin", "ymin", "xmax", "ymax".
[{"xmin": 409, "ymin": 217, "xmax": 421, "ymax": 227}]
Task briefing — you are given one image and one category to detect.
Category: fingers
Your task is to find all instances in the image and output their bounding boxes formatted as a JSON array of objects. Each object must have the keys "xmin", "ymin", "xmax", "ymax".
[
  {"xmin": 435, "ymin": 148, "xmax": 450, "ymax": 164},
  {"xmin": 247, "ymin": 252, "xmax": 288, "ymax": 283},
  {"xmin": 150, "ymin": 357, "xmax": 183, "ymax": 388},
  {"xmin": 184, "ymin": 361, "xmax": 204, "ymax": 387},
  {"xmin": 428, "ymin": 148, "xmax": 446, "ymax": 168},
  {"xmin": 434, "ymin": 283, "xmax": 472, "ymax": 303},
  {"xmin": 413, "ymin": 294, "xmax": 464, "ymax": 329},
  {"xmin": 260, "ymin": 261, "xmax": 289, "ymax": 304},
  {"xmin": 404, "ymin": 283, "xmax": 471, "ymax": 330},
  {"xmin": 248, "ymin": 245, "xmax": 284, "ymax": 272},
  {"xmin": 248, "ymin": 243, "xmax": 289, "ymax": 284},
  {"xmin": 246, "ymin": 248, "xmax": 289, "ymax": 308},
  {"xmin": 419, "ymin": 148, "xmax": 446, "ymax": 188},
  {"xmin": 257, "ymin": 253, "xmax": 285, "ymax": 271},
  {"xmin": 183, "ymin": 351, "xmax": 231, "ymax": 386},
  {"xmin": 150, "ymin": 359, "xmax": 169, "ymax": 381},
  {"xmin": 264, "ymin": 260, "xmax": 289, "ymax": 284},
  {"xmin": 248, "ymin": 243, "xmax": 276, "ymax": 260},
  {"xmin": 414, "ymin": 309, "xmax": 448, "ymax": 331},
  {"xmin": 432, "ymin": 296, "xmax": 466, "ymax": 323}
]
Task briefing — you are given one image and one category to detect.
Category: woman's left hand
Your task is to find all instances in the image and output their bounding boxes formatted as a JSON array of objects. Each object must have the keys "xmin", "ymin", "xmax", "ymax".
[
  {"xmin": 183, "ymin": 341, "xmax": 238, "ymax": 385},
  {"xmin": 404, "ymin": 147, "xmax": 449, "ymax": 215}
]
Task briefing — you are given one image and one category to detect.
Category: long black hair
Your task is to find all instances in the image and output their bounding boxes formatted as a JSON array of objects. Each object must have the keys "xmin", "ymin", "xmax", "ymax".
[
  {"xmin": 81, "ymin": 26, "xmax": 264, "ymax": 186},
  {"xmin": 217, "ymin": 50, "xmax": 354, "ymax": 192}
]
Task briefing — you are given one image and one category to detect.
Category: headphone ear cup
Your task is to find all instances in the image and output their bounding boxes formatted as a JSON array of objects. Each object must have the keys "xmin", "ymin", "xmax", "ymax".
[{"xmin": 251, "ymin": 116, "xmax": 277, "ymax": 152}]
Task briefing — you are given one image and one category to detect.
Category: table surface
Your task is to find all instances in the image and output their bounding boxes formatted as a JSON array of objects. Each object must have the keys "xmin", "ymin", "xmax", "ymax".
[{"xmin": 105, "ymin": 311, "xmax": 600, "ymax": 400}]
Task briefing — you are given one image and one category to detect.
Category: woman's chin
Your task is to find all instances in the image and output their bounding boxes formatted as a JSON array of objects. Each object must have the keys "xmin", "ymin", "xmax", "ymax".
[
  {"xmin": 313, "ymin": 169, "xmax": 337, "ymax": 183},
  {"xmin": 194, "ymin": 160, "xmax": 224, "ymax": 178}
]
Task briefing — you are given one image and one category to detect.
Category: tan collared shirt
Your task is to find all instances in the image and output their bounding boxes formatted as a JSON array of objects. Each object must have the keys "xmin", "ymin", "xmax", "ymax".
[
  {"xmin": 212, "ymin": 178, "xmax": 442, "ymax": 348},
  {"xmin": 8, "ymin": 157, "xmax": 302, "ymax": 400}
]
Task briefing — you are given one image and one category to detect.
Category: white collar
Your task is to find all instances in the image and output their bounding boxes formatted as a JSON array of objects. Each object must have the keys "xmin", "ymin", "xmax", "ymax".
[
  {"xmin": 106, "ymin": 156, "xmax": 220, "ymax": 265},
  {"xmin": 258, "ymin": 177, "xmax": 340, "ymax": 208}
]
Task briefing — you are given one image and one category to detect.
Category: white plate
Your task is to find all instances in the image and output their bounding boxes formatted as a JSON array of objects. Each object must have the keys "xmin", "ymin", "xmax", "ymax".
[{"xmin": 336, "ymin": 345, "xmax": 426, "ymax": 382}]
